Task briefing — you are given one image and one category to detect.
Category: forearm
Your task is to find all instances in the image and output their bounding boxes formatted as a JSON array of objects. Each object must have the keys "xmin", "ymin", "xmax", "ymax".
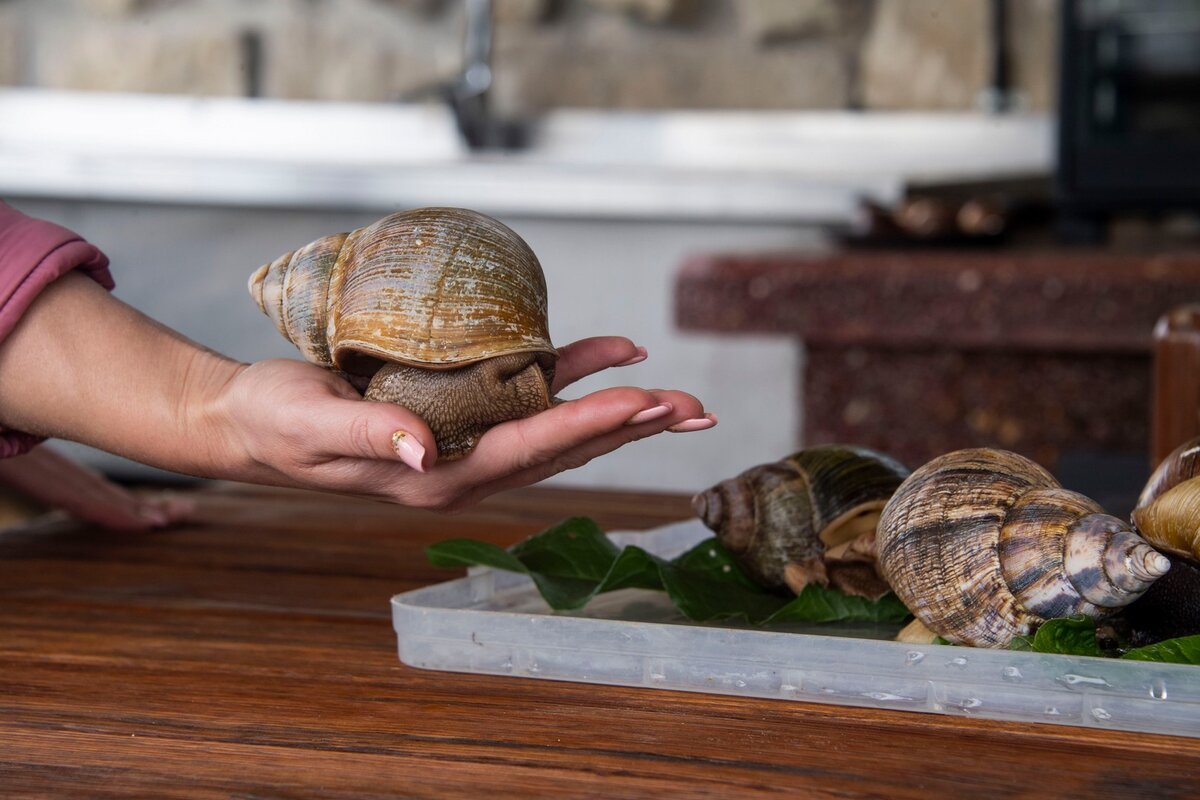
[{"xmin": 0, "ymin": 271, "xmax": 247, "ymax": 478}]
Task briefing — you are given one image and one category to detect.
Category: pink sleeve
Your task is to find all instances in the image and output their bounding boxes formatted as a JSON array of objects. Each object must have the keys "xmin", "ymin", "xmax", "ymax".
[{"xmin": 0, "ymin": 200, "xmax": 115, "ymax": 458}]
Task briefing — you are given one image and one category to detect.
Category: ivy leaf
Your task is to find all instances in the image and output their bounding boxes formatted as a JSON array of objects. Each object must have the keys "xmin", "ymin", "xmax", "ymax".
[
  {"xmin": 764, "ymin": 584, "xmax": 911, "ymax": 625},
  {"xmin": 1122, "ymin": 635, "xmax": 1200, "ymax": 665}
]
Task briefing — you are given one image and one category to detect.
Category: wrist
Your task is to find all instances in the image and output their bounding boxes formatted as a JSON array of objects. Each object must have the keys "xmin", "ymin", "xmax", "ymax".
[{"xmin": 178, "ymin": 348, "xmax": 252, "ymax": 480}]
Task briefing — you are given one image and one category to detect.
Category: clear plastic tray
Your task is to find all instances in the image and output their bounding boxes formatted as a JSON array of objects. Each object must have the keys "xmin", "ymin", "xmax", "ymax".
[{"xmin": 391, "ymin": 520, "xmax": 1200, "ymax": 738}]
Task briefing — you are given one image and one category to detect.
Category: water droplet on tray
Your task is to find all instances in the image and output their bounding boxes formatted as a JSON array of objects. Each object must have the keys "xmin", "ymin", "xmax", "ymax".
[
  {"xmin": 906, "ymin": 651, "xmax": 925, "ymax": 665},
  {"xmin": 1002, "ymin": 666, "xmax": 1023, "ymax": 682}
]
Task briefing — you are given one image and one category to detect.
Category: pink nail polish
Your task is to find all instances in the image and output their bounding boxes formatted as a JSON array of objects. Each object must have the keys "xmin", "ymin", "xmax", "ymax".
[
  {"xmin": 616, "ymin": 346, "xmax": 648, "ymax": 367},
  {"xmin": 138, "ymin": 506, "xmax": 169, "ymax": 527},
  {"xmin": 392, "ymin": 430, "xmax": 426, "ymax": 472},
  {"xmin": 668, "ymin": 417, "xmax": 717, "ymax": 433},
  {"xmin": 626, "ymin": 403, "xmax": 672, "ymax": 425}
]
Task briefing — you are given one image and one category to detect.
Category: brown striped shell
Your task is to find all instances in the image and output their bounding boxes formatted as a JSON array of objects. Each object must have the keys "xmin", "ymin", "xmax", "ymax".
[
  {"xmin": 1132, "ymin": 436, "xmax": 1200, "ymax": 561},
  {"xmin": 692, "ymin": 446, "xmax": 911, "ymax": 600},
  {"xmin": 249, "ymin": 207, "xmax": 556, "ymax": 376},
  {"xmin": 248, "ymin": 207, "xmax": 558, "ymax": 460},
  {"xmin": 877, "ymin": 448, "xmax": 1170, "ymax": 648}
]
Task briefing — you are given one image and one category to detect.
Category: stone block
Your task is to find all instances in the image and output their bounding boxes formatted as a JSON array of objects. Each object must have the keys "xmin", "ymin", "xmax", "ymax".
[
  {"xmin": 38, "ymin": 22, "xmax": 244, "ymax": 96},
  {"xmin": 586, "ymin": 0, "xmax": 684, "ymax": 25},
  {"xmin": 494, "ymin": 0, "xmax": 553, "ymax": 26},
  {"xmin": 0, "ymin": 8, "xmax": 23, "ymax": 86},
  {"xmin": 263, "ymin": 5, "xmax": 460, "ymax": 102},
  {"xmin": 77, "ymin": 0, "xmax": 155, "ymax": 16},
  {"xmin": 736, "ymin": 0, "xmax": 845, "ymax": 43},
  {"xmin": 492, "ymin": 15, "xmax": 851, "ymax": 112},
  {"xmin": 860, "ymin": 0, "xmax": 990, "ymax": 110},
  {"xmin": 1009, "ymin": 0, "xmax": 1058, "ymax": 112}
]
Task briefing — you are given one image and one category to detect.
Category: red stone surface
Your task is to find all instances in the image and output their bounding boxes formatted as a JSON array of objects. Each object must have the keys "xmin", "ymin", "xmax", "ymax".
[
  {"xmin": 676, "ymin": 250, "xmax": 1200, "ymax": 352},
  {"xmin": 804, "ymin": 347, "xmax": 1148, "ymax": 472},
  {"xmin": 674, "ymin": 248, "xmax": 1200, "ymax": 475}
]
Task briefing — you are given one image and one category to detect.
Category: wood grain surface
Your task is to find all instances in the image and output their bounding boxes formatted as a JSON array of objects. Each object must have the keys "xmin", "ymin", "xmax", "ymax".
[{"xmin": 2, "ymin": 483, "xmax": 1199, "ymax": 798}]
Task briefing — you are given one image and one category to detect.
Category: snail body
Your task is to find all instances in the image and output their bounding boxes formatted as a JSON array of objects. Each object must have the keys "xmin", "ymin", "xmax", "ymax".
[
  {"xmin": 692, "ymin": 446, "xmax": 910, "ymax": 600},
  {"xmin": 249, "ymin": 207, "xmax": 557, "ymax": 460},
  {"xmin": 877, "ymin": 448, "xmax": 1169, "ymax": 648}
]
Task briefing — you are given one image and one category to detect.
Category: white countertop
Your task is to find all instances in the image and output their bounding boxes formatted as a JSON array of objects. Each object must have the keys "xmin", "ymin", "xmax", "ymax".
[{"xmin": 0, "ymin": 89, "xmax": 1053, "ymax": 223}]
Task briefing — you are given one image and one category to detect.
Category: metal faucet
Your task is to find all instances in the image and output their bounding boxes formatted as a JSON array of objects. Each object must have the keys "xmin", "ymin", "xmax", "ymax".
[
  {"xmin": 450, "ymin": 0, "xmax": 495, "ymax": 149},
  {"xmin": 400, "ymin": 0, "xmax": 526, "ymax": 150}
]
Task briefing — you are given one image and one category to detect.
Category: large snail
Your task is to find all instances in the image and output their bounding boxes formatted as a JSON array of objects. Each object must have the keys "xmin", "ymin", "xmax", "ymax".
[
  {"xmin": 1132, "ymin": 436, "xmax": 1200, "ymax": 561},
  {"xmin": 249, "ymin": 207, "xmax": 557, "ymax": 460},
  {"xmin": 877, "ymin": 448, "xmax": 1170, "ymax": 648},
  {"xmin": 1123, "ymin": 437, "xmax": 1200, "ymax": 645},
  {"xmin": 692, "ymin": 446, "xmax": 911, "ymax": 600}
]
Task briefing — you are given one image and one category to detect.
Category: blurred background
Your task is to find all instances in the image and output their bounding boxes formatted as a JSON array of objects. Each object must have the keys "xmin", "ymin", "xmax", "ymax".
[{"xmin": 1, "ymin": 0, "xmax": 1198, "ymax": 512}]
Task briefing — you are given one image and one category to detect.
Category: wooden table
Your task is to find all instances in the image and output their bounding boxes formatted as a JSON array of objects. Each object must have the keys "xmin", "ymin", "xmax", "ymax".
[{"xmin": 3, "ymin": 484, "xmax": 1199, "ymax": 797}]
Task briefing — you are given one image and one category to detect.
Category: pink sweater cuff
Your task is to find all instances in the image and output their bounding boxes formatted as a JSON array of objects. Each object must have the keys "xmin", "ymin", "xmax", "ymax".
[{"xmin": 0, "ymin": 200, "xmax": 114, "ymax": 458}]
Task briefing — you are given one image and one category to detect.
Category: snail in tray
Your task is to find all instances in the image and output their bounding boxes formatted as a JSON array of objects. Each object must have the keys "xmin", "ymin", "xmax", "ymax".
[
  {"xmin": 1122, "ymin": 436, "xmax": 1200, "ymax": 646},
  {"xmin": 876, "ymin": 448, "xmax": 1170, "ymax": 649},
  {"xmin": 249, "ymin": 207, "xmax": 557, "ymax": 460},
  {"xmin": 1132, "ymin": 436, "xmax": 1200, "ymax": 562},
  {"xmin": 692, "ymin": 445, "xmax": 911, "ymax": 600}
]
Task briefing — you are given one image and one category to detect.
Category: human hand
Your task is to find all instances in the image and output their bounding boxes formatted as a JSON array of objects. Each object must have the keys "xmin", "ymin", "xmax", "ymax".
[
  {"xmin": 0, "ymin": 446, "xmax": 193, "ymax": 530},
  {"xmin": 213, "ymin": 336, "xmax": 714, "ymax": 511}
]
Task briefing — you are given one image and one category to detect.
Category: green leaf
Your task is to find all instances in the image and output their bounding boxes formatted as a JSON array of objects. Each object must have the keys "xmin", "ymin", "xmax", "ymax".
[
  {"xmin": 669, "ymin": 538, "xmax": 762, "ymax": 591},
  {"xmin": 427, "ymin": 518, "xmax": 914, "ymax": 626},
  {"xmin": 509, "ymin": 517, "xmax": 620, "ymax": 581},
  {"xmin": 1009, "ymin": 635, "xmax": 1034, "ymax": 652},
  {"xmin": 1122, "ymin": 635, "xmax": 1200, "ymax": 664},
  {"xmin": 594, "ymin": 546, "xmax": 666, "ymax": 594},
  {"xmin": 657, "ymin": 561, "xmax": 790, "ymax": 623},
  {"xmin": 764, "ymin": 584, "xmax": 912, "ymax": 625},
  {"xmin": 425, "ymin": 539, "xmax": 529, "ymax": 574},
  {"xmin": 1022, "ymin": 615, "xmax": 1102, "ymax": 657}
]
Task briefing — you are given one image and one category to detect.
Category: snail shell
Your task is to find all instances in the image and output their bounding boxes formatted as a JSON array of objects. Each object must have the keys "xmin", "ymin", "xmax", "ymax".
[
  {"xmin": 692, "ymin": 446, "xmax": 911, "ymax": 599},
  {"xmin": 1132, "ymin": 436, "xmax": 1200, "ymax": 561},
  {"xmin": 249, "ymin": 207, "xmax": 558, "ymax": 459},
  {"xmin": 877, "ymin": 448, "xmax": 1170, "ymax": 648}
]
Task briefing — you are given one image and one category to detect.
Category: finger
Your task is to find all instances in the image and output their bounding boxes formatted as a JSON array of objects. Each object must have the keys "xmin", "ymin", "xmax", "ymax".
[
  {"xmin": 551, "ymin": 337, "xmax": 644, "ymax": 393},
  {"xmin": 300, "ymin": 393, "xmax": 437, "ymax": 472},
  {"xmin": 448, "ymin": 387, "xmax": 704, "ymax": 485},
  {"xmin": 448, "ymin": 390, "xmax": 710, "ymax": 508},
  {"xmin": 453, "ymin": 386, "xmax": 664, "ymax": 484}
]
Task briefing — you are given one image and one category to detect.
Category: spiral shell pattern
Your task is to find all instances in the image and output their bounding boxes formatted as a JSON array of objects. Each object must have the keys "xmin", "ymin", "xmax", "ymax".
[
  {"xmin": 878, "ymin": 449, "xmax": 1170, "ymax": 648},
  {"xmin": 1133, "ymin": 436, "xmax": 1200, "ymax": 561},
  {"xmin": 248, "ymin": 207, "xmax": 556, "ymax": 378},
  {"xmin": 692, "ymin": 445, "xmax": 910, "ymax": 597}
]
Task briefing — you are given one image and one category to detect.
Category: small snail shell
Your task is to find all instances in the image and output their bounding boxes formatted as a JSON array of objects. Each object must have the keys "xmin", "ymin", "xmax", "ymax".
[
  {"xmin": 249, "ymin": 207, "xmax": 558, "ymax": 460},
  {"xmin": 1132, "ymin": 436, "xmax": 1200, "ymax": 560},
  {"xmin": 692, "ymin": 446, "xmax": 910, "ymax": 599},
  {"xmin": 877, "ymin": 448, "xmax": 1170, "ymax": 648}
]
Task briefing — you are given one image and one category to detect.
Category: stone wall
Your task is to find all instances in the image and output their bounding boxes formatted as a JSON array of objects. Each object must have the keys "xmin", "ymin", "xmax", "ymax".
[{"xmin": 0, "ymin": 0, "xmax": 1057, "ymax": 112}]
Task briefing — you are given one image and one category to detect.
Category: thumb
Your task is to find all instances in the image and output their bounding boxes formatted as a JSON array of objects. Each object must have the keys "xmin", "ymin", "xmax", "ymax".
[{"xmin": 307, "ymin": 394, "xmax": 438, "ymax": 471}]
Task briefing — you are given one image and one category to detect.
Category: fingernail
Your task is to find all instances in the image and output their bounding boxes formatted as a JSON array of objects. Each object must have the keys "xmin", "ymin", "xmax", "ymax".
[
  {"xmin": 392, "ymin": 430, "xmax": 426, "ymax": 472},
  {"xmin": 668, "ymin": 415, "xmax": 718, "ymax": 433},
  {"xmin": 616, "ymin": 346, "xmax": 648, "ymax": 367},
  {"xmin": 626, "ymin": 403, "xmax": 672, "ymax": 425},
  {"xmin": 138, "ymin": 505, "xmax": 169, "ymax": 527}
]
